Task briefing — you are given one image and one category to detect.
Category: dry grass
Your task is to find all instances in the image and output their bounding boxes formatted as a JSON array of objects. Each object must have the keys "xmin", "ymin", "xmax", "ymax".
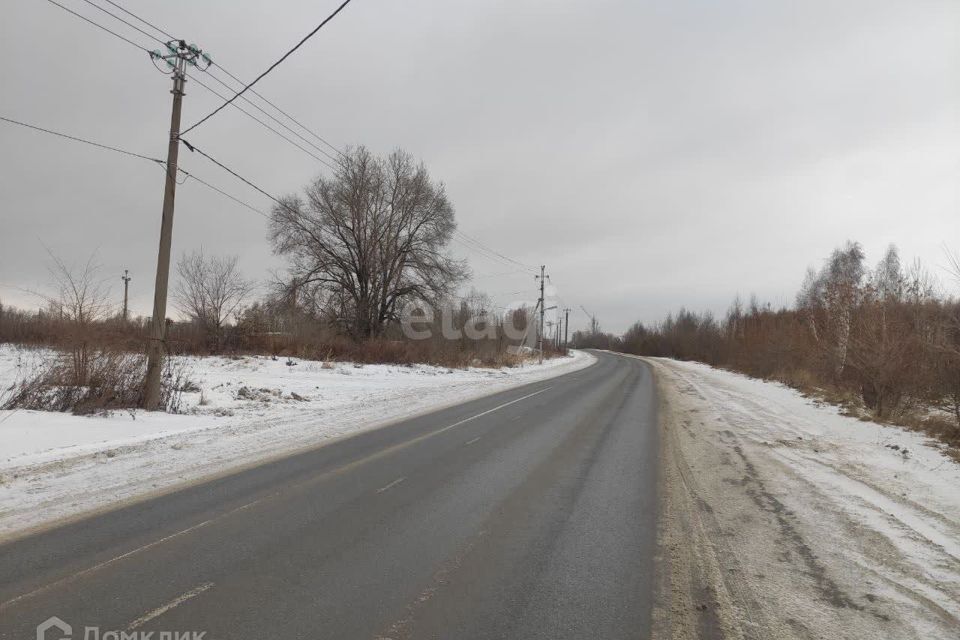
[{"xmin": 3, "ymin": 347, "xmax": 192, "ymax": 415}]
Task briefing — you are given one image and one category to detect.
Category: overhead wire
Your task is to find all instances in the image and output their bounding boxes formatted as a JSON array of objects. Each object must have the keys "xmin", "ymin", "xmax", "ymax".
[
  {"xmin": 0, "ymin": 115, "xmax": 162, "ymax": 164},
  {"xmin": 43, "ymin": 0, "xmax": 149, "ymax": 52},
  {"xmin": 100, "ymin": 0, "xmax": 175, "ymax": 40},
  {"xmin": 181, "ymin": 0, "xmax": 355, "ymax": 135},
  {"xmin": 186, "ymin": 73, "xmax": 338, "ymax": 171},
  {"xmin": 38, "ymin": 0, "xmax": 538, "ymax": 292},
  {"xmin": 451, "ymin": 232, "xmax": 536, "ymax": 275},
  {"xmin": 76, "ymin": 0, "xmax": 165, "ymax": 46},
  {"xmin": 179, "ymin": 138, "xmax": 295, "ymax": 217},
  {"xmin": 42, "ymin": 0, "xmax": 341, "ymax": 172},
  {"xmin": 454, "ymin": 230, "xmax": 535, "ymax": 272},
  {"xmin": 195, "ymin": 68, "xmax": 341, "ymax": 164},
  {"xmin": 98, "ymin": 0, "xmax": 347, "ymax": 158},
  {"xmin": 0, "ymin": 114, "xmax": 270, "ymax": 221},
  {"xmin": 209, "ymin": 64, "xmax": 346, "ymax": 159}
]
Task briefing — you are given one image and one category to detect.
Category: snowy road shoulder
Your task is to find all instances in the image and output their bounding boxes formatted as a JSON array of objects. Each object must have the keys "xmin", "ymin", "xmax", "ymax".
[
  {"xmin": 640, "ymin": 354, "xmax": 960, "ymax": 640},
  {"xmin": 0, "ymin": 348, "xmax": 594, "ymax": 539}
]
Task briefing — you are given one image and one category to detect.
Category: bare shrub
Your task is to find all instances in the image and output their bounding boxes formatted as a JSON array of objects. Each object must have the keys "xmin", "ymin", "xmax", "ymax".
[
  {"xmin": 4, "ymin": 348, "xmax": 191, "ymax": 415},
  {"xmin": 34, "ymin": 252, "xmax": 113, "ymax": 386}
]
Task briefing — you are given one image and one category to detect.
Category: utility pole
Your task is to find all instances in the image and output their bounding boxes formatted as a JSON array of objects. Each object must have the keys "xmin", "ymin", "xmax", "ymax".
[
  {"xmin": 121, "ymin": 270, "xmax": 131, "ymax": 322},
  {"xmin": 564, "ymin": 307, "xmax": 570, "ymax": 350},
  {"xmin": 143, "ymin": 41, "xmax": 211, "ymax": 410},
  {"xmin": 535, "ymin": 265, "xmax": 548, "ymax": 364}
]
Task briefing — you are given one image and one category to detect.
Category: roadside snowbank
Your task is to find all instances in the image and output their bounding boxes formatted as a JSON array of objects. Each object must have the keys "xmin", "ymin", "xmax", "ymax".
[
  {"xmin": 0, "ymin": 345, "xmax": 594, "ymax": 538},
  {"xmin": 643, "ymin": 355, "xmax": 960, "ymax": 640}
]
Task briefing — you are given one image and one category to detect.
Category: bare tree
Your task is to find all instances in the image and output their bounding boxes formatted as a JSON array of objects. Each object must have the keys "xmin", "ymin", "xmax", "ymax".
[
  {"xmin": 934, "ymin": 246, "xmax": 960, "ymax": 428},
  {"xmin": 39, "ymin": 251, "xmax": 112, "ymax": 385},
  {"xmin": 269, "ymin": 146, "xmax": 468, "ymax": 339},
  {"xmin": 846, "ymin": 246, "xmax": 914, "ymax": 416},
  {"xmin": 173, "ymin": 250, "xmax": 253, "ymax": 350}
]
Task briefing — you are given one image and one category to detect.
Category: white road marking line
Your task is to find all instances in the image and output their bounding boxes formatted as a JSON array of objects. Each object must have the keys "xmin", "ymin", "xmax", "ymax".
[
  {"xmin": 376, "ymin": 477, "xmax": 406, "ymax": 493},
  {"xmin": 465, "ymin": 437, "xmax": 482, "ymax": 445},
  {"xmin": 2, "ymin": 386, "xmax": 555, "ymax": 610},
  {"xmin": 126, "ymin": 582, "xmax": 214, "ymax": 630},
  {"xmin": 0, "ymin": 499, "xmax": 260, "ymax": 611},
  {"xmin": 435, "ymin": 386, "xmax": 552, "ymax": 434}
]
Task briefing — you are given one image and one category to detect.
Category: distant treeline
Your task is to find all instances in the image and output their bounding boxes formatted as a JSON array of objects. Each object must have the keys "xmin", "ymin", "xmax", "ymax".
[{"xmin": 579, "ymin": 242, "xmax": 960, "ymax": 441}]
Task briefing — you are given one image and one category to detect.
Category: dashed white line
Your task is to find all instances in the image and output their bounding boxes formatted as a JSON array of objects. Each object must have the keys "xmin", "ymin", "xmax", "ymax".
[
  {"xmin": 126, "ymin": 582, "xmax": 215, "ymax": 630},
  {"xmin": 0, "ymin": 499, "xmax": 260, "ymax": 611},
  {"xmin": 465, "ymin": 437, "xmax": 482, "ymax": 446},
  {"xmin": 376, "ymin": 477, "xmax": 406, "ymax": 493},
  {"xmin": 2, "ymin": 386, "xmax": 555, "ymax": 611}
]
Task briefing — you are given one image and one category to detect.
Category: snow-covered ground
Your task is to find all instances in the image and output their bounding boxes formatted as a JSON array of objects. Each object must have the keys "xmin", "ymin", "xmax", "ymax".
[
  {"xmin": 0, "ymin": 344, "xmax": 594, "ymax": 539},
  {"xmin": 644, "ymin": 355, "xmax": 960, "ymax": 640}
]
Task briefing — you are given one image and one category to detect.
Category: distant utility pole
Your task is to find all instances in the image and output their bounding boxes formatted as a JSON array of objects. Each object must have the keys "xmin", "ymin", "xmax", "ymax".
[
  {"xmin": 535, "ymin": 265, "xmax": 548, "ymax": 364},
  {"xmin": 121, "ymin": 270, "xmax": 131, "ymax": 322},
  {"xmin": 143, "ymin": 41, "xmax": 211, "ymax": 410},
  {"xmin": 563, "ymin": 307, "xmax": 570, "ymax": 350}
]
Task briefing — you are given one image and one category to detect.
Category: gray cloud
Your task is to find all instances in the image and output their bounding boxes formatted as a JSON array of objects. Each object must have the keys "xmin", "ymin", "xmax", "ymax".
[{"xmin": 2, "ymin": 0, "xmax": 957, "ymax": 333}]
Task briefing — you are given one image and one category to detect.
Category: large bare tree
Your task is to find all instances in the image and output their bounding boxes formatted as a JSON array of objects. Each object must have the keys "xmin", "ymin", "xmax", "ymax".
[
  {"xmin": 174, "ymin": 250, "xmax": 252, "ymax": 349},
  {"xmin": 269, "ymin": 147, "xmax": 467, "ymax": 339}
]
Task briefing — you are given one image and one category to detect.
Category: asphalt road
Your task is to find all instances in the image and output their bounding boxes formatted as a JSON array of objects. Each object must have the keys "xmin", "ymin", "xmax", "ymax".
[{"xmin": 0, "ymin": 351, "xmax": 659, "ymax": 640}]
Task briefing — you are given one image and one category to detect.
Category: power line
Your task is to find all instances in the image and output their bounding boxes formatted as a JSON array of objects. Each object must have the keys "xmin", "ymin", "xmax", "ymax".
[
  {"xmin": 43, "ymin": 0, "xmax": 151, "ymax": 53},
  {"xmin": 470, "ymin": 268, "xmax": 532, "ymax": 280},
  {"xmin": 84, "ymin": 0, "xmax": 343, "ymax": 160},
  {"xmin": 48, "ymin": 0, "xmax": 346, "ymax": 168},
  {"xmin": 454, "ymin": 229, "xmax": 534, "ymax": 270},
  {"xmin": 186, "ymin": 73, "xmax": 338, "ymax": 171},
  {"xmin": 93, "ymin": 0, "xmax": 346, "ymax": 158},
  {"xmin": 39, "ymin": 0, "xmax": 534, "ymax": 287},
  {"xmin": 76, "ymin": 0, "xmax": 165, "ymax": 46},
  {"xmin": 182, "ymin": 0, "xmax": 355, "ymax": 135},
  {"xmin": 0, "ymin": 114, "xmax": 270, "ymax": 221},
  {"xmin": 100, "ymin": 0, "xmax": 175, "ymax": 40},
  {"xmin": 452, "ymin": 237, "xmax": 530, "ymax": 273},
  {"xmin": 194, "ymin": 68, "xmax": 341, "ymax": 165},
  {"xmin": 0, "ymin": 115, "xmax": 162, "ymax": 164},
  {"xmin": 178, "ymin": 169, "xmax": 270, "ymax": 219},
  {"xmin": 452, "ymin": 231, "xmax": 536, "ymax": 274},
  {"xmin": 180, "ymin": 138, "xmax": 292, "ymax": 215},
  {"xmin": 210, "ymin": 63, "xmax": 346, "ymax": 158}
]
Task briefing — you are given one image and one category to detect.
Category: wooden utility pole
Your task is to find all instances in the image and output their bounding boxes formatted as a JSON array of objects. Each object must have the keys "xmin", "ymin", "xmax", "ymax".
[
  {"xmin": 144, "ymin": 41, "xmax": 209, "ymax": 409},
  {"xmin": 121, "ymin": 270, "xmax": 131, "ymax": 321},
  {"xmin": 564, "ymin": 307, "xmax": 570, "ymax": 350}
]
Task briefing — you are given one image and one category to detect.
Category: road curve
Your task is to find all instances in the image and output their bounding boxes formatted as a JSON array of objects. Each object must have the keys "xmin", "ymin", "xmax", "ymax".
[{"xmin": 0, "ymin": 351, "xmax": 659, "ymax": 640}]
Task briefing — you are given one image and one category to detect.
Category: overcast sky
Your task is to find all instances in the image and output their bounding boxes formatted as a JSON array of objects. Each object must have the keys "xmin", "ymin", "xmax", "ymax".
[{"xmin": 1, "ymin": 0, "xmax": 958, "ymax": 333}]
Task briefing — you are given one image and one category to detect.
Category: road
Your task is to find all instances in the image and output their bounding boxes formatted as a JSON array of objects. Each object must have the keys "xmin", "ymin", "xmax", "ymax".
[{"xmin": 0, "ymin": 351, "xmax": 659, "ymax": 640}]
